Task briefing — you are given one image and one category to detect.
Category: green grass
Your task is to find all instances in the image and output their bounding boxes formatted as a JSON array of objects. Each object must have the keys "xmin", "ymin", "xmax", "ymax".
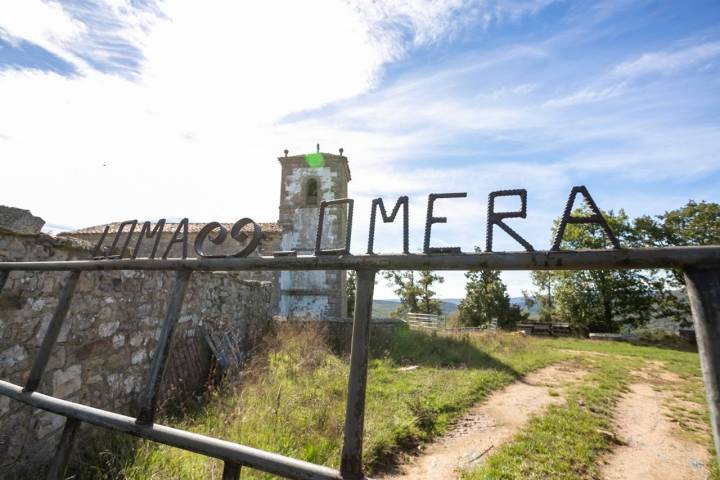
[
  {"xmin": 68, "ymin": 326, "xmax": 570, "ymax": 479},
  {"xmin": 463, "ymin": 354, "xmax": 637, "ymax": 479},
  {"xmin": 67, "ymin": 330, "xmax": 719, "ymax": 480},
  {"xmin": 463, "ymin": 337, "xmax": 720, "ymax": 480}
]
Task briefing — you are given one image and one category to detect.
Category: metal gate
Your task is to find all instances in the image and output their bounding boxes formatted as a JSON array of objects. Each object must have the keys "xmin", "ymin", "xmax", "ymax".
[
  {"xmin": 404, "ymin": 312, "xmax": 445, "ymax": 330},
  {"xmin": 2, "ymin": 245, "xmax": 720, "ymax": 479}
]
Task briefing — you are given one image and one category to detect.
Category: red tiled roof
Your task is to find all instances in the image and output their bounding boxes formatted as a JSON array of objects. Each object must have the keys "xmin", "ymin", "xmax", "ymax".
[{"xmin": 62, "ymin": 221, "xmax": 282, "ymax": 235}]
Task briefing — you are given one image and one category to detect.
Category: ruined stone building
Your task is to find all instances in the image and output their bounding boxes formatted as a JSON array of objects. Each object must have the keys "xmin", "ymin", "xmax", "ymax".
[{"xmin": 0, "ymin": 151, "xmax": 350, "ymax": 476}]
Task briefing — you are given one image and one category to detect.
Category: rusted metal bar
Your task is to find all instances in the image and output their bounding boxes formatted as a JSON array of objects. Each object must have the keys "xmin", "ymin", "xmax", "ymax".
[
  {"xmin": 222, "ymin": 461, "xmax": 242, "ymax": 480},
  {"xmin": 46, "ymin": 417, "xmax": 80, "ymax": 480},
  {"xmin": 0, "ymin": 269, "xmax": 8, "ymax": 293},
  {"xmin": 25, "ymin": 270, "xmax": 81, "ymax": 393},
  {"xmin": 367, "ymin": 196, "xmax": 409, "ymax": 254},
  {"xmin": 1, "ymin": 247, "xmax": 720, "ymax": 272},
  {"xmin": 684, "ymin": 267, "xmax": 720, "ymax": 464},
  {"xmin": 316, "ymin": 198, "xmax": 354, "ymax": 256},
  {"xmin": 552, "ymin": 185, "xmax": 620, "ymax": 251},
  {"xmin": 136, "ymin": 269, "xmax": 192, "ymax": 425},
  {"xmin": 0, "ymin": 380, "xmax": 346, "ymax": 480},
  {"xmin": 424, "ymin": 192, "xmax": 467, "ymax": 254},
  {"xmin": 340, "ymin": 269, "xmax": 376, "ymax": 479},
  {"xmin": 486, "ymin": 189, "xmax": 533, "ymax": 252}
]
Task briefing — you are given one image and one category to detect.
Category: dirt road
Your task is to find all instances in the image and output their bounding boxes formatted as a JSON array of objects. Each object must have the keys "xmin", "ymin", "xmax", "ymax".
[
  {"xmin": 380, "ymin": 362, "xmax": 586, "ymax": 480},
  {"xmin": 600, "ymin": 380, "xmax": 709, "ymax": 480}
]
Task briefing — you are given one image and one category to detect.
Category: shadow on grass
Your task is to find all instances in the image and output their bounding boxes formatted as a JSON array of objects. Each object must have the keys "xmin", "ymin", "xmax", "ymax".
[
  {"xmin": 67, "ymin": 325, "xmax": 526, "ymax": 479},
  {"xmin": 65, "ymin": 426, "xmax": 140, "ymax": 480},
  {"xmin": 549, "ymin": 335, "xmax": 699, "ymax": 356},
  {"xmin": 626, "ymin": 338, "xmax": 698, "ymax": 353},
  {"xmin": 370, "ymin": 325, "xmax": 521, "ymax": 377}
]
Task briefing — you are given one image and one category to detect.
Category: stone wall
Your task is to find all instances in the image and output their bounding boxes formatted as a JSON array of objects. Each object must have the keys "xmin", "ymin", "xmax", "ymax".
[
  {"xmin": 61, "ymin": 229, "xmax": 283, "ymax": 316},
  {"xmin": 64, "ymin": 229, "xmax": 282, "ymax": 259},
  {"xmin": 0, "ymin": 209, "xmax": 273, "ymax": 478}
]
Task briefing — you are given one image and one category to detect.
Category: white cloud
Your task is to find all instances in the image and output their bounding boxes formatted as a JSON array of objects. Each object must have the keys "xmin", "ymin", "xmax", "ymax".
[
  {"xmin": 1, "ymin": 0, "xmax": 718, "ymax": 302},
  {"xmin": 0, "ymin": 1, "xmax": 84, "ymax": 45},
  {"xmin": 0, "ymin": 0, "xmax": 492, "ymax": 230},
  {"xmin": 613, "ymin": 41, "xmax": 720, "ymax": 78},
  {"xmin": 542, "ymin": 82, "xmax": 626, "ymax": 108},
  {"xmin": 348, "ymin": 0, "xmax": 559, "ymax": 51},
  {"xmin": 0, "ymin": 0, "xmax": 87, "ymax": 68}
]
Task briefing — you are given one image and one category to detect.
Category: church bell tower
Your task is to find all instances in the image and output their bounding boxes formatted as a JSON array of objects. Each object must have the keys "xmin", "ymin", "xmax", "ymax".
[{"xmin": 277, "ymin": 148, "xmax": 351, "ymax": 320}]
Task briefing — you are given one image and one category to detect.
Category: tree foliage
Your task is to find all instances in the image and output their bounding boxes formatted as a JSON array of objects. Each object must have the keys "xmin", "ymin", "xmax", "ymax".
[
  {"xmin": 534, "ymin": 208, "xmax": 658, "ymax": 332},
  {"xmin": 383, "ymin": 269, "xmax": 444, "ymax": 316},
  {"xmin": 458, "ymin": 269, "xmax": 525, "ymax": 328},
  {"xmin": 632, "ymin": 200, "xmax": 720, "ymax": 325},
  {"xmin": 530, "ymin": 200, "xmax": 720, "ymax": 331},
  {"xmin": 528, "ymin": 271, "xmax": 554, "ymax": 322}
]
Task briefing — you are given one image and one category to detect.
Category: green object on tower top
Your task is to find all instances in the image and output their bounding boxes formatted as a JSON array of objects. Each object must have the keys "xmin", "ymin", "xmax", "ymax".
[{"xmin": 304, "ymin": 152, "xmax": 325, "ymax": 168}]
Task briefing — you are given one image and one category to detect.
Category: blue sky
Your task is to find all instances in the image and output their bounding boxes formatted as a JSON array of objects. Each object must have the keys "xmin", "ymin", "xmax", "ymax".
[{"xmin": 1, "ymin": 0, "xmax": 719, "ymax": 298}]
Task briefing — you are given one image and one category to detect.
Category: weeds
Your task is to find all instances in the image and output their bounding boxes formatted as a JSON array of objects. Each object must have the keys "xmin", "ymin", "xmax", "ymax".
[
  {"xmin": 67, "ymin": 329, "xmax": 716, "ymax": 480},
  {"xmin": 68, "ymin": 326, "xmax": 568, "ymax": 479}
]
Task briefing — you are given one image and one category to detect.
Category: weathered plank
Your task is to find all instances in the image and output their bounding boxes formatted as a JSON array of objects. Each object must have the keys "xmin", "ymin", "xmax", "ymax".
[
  {"xmin": 340, "ymin": 270, "xmax": 376, "ymax": 479},
  {"xmin": 685, "ymin": 267, "xmax": 720, "ymax": 465}
]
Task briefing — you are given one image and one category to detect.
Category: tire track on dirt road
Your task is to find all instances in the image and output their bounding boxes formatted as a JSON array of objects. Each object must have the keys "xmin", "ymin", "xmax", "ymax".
[
  {"xmin": 600, "ymin": 368, "xmax": 710, "ymax": 480},
  {"xmin": 379, "ymin": 361, "xmax": 587, "ymax": 480}
]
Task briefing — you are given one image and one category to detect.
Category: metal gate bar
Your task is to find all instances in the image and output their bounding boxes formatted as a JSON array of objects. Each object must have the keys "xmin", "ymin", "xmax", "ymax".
[
  {"xmin": 136, "ymin": 269, "xmax": 192, "ymax": 425},
  {"xmin": 1, "ymin": 246, "xmax": 720, "ymax": 479},
  {"xmin": 0, "ymin": 380, "xmax": 343, "ymax": 480},
  {"xmin": 1, "ymin": 246, "xmax": 719, "ymax": 271},
  {"xmin": 340, "ymin": 270, "xmax": 375, "ymax": 479},
  {"xmin": 222, "ymin": 461, "xmax": 242, "ymax": 480},
  {"xmin": 46, "ymin": 417, "xmax": 80, "ymax": 480},
  {"xmin": 25, "ymin": 270, "xmax": 80, "ymax": 393}
]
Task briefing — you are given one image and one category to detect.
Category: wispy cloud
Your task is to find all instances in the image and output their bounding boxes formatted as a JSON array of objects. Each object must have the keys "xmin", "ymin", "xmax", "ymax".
[
  {"xmin": 1, "ymin": 0, "xmax": 509, "ymax": 225},
  {"xmin": 0, "ymin": 0, "xmax": 87, "ymax": 70},
  {"xmin": 1, "ymin": 0, "xmax": 718, "ymax": 297},
  {"xmin": 613, "ymin": 41, "xmax": 720, "ymax": 78},
  {"xmin": 542, "ymin": 82, "xmax": 627, "ymax": 107}
]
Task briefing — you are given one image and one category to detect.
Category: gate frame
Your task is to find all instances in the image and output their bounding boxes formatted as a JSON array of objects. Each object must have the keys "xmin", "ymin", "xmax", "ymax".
[{"xmin": 1, "ymin": 246, "xmax": 720, "ymax": 479}]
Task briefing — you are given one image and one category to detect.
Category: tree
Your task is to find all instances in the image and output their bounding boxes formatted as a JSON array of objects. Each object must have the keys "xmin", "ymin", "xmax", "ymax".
[
  {"xmin": 458, "ymin": 269, "xmax": 525, "ymax": 328},
  {"xmin": 633, "ymin": 200, "xmax": 720, "ymax": 325},
  {"xmin": 417, "ymin": 270, "xmax": 444, "ymax": 315},
  {"xmin": 534, "ymin": 208, "xmax": 658, "ymax": 332},
  {"xmin": 346, "ymin": 271, "xmax": 356, "ymax": 317},
  {"xmin": 528, "ymin": 200, "xmax": 720, "ymax": 331},
  {"xmin": 383, "ymin": 269, "xmax": 444, "ymax": 316},
  {"xmin": 529, "ymin": 271, "xmax": 555, "ymax": 322}
]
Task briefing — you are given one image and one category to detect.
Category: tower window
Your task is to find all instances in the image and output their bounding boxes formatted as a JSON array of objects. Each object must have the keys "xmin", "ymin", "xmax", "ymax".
[{"xmin": 305, "ymin": 178, "xmax": 319, "ymax": 206}]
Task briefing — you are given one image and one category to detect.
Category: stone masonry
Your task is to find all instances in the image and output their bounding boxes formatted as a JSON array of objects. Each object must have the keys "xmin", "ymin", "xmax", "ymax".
[
  {"xmin": 0, "ymin": 208, "xmax": 273, "ymax": 478},
  {"xmin": 60, "ymin": 221, "xmax": 283, "ymax": 315},
  {"xmin": 277, "ymin": 152, "xmax": 351, "ymax": 320}
]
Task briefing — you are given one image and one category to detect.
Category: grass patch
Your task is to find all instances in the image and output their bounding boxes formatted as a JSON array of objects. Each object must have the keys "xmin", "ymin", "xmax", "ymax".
[
  {"xmin": 547, "ymin": 336, "xmax": 720, "ymax": 477},
  {"xmin": 67, "ymin": 330, "xmax": 719, "ymax": 480},
  {"xmin": 68, "ymin": 326, "xmax": 570, "ymax": 479},
  {"xmin": 462, "ymin": 355, "xmax": 638, "ymax": 480},
  {"xmin": 464, "ymin": 337, "xmax": 720, "ymax": 480}
]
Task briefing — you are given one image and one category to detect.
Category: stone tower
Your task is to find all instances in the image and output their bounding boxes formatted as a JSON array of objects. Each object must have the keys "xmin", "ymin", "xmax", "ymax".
[{"xmin": 277, "ymin": 150, "xmax": 351, "ymax": 320}]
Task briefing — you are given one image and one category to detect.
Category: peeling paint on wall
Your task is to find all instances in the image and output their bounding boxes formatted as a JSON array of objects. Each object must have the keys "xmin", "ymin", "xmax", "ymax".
[{"xmin": 277, "ymin": 153, "xmax": 350, "ymax": 320}]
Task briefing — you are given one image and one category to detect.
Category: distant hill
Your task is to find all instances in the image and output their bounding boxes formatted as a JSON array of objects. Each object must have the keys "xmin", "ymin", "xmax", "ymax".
[
  {"xmin": 372, "ymin": 297, "xmax": 538, "ymax": 318},
  {"xmin": 372, "ymin": 299, "xmax": 403, "ymax": 318}
]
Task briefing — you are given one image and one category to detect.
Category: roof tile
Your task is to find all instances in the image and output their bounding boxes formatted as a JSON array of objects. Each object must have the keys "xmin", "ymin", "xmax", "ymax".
[{"xmin": 62, "ymin": 221, "xmax": 282, "ymax": 235}]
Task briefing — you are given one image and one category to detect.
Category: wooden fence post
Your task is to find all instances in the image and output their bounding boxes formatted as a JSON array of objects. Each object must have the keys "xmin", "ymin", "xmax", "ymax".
[
  {"xmin": 340, "ymin": 269, "xmax": 376, "ymax": 479},
  {"xmin": 684, "ymin": 267, "xmax": 720, "ymax": 463}
]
